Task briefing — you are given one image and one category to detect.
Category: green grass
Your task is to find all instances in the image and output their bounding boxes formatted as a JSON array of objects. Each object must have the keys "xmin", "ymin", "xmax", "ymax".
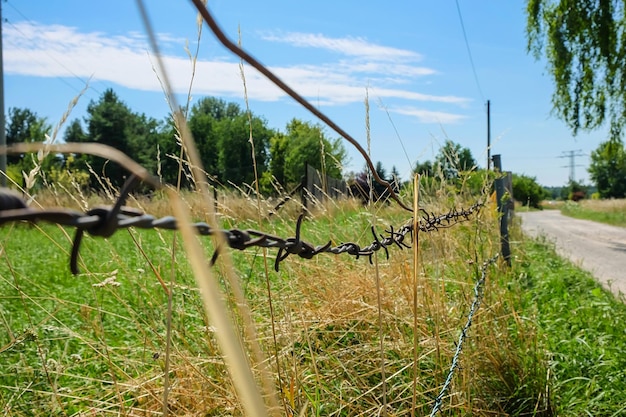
[
  {"xmin": 514, "ymin": 235, "xmax": 626, "ymax": 416},
  {"xmin": 560, "ymin": 200, "xmax": 626, "ymax": 227},
  {"xmin": 1, "ymin": 192, "xmax": 624, "ymax": 415}
]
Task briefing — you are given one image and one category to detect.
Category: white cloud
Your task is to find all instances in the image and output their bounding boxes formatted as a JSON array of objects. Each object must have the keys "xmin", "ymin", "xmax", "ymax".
[
  {"xmin": 4, "ymin": 21, "xmax": 469, "ymax": 119},
  {"xmin": 260, "ymin": 31, "xmax": 422, "ymax": 62},
  {"xmin": 390, "ymin": 106, "xmax": 467, "ymax": 124}
]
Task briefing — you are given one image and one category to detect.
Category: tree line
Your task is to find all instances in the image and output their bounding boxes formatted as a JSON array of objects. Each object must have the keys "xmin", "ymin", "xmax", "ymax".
[
  {"xmin": 5, "ymin": 89, "xmax": 347, "ymax": 194},
  {"xmin": 5, "ymin": 88, "xmax": 626, "ymax": 201}
]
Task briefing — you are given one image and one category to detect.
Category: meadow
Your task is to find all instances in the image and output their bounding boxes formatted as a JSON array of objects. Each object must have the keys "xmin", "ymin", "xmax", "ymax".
[
  {"xmin": 2, "ymin": 2, "xmax": 625, "ymax": 414},
  {"xmin": 559, "ymin": 198, "xmax": 626, "ymax": 227},
  {"xmin": 1, "ymin": 182, "xmax": 625, "ymax": 416}
]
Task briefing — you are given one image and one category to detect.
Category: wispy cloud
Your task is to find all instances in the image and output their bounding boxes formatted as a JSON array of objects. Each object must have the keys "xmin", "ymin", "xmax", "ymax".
[
  {"xmin": 5, "ymin": 22, "xmax": 469, "ymax": 121},
  {"xmin": 390, "ymin": 106, "xmax": 468, "ymax": 124},
  {"xmin": 260, "ymin": 32, "xmax": 422, "ymax": 61}
]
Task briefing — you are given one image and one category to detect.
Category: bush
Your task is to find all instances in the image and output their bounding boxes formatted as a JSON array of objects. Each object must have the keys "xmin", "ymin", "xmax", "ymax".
[{"xmin": 512, "ymin": 174, "xmax": 548, "ymax": 208}]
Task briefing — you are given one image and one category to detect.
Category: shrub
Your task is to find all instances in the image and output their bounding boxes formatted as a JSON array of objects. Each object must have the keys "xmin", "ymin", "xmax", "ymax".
[{"xmin": 512, "ymin": 174, "xmax": 548, "ymax": 208}]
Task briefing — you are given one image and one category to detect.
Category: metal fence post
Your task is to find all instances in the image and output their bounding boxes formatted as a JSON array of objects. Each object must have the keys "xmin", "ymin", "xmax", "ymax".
[{"xmin": 492, "ymin": 154, "xmax": 511, "ymax": 265}]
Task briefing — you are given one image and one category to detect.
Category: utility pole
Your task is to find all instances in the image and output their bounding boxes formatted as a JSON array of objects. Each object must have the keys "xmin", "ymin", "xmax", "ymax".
[
  {"xmin": 558, "ymin": 149, "xmax": 584, "ymax": 183},
  {"xmin": 0, "ymin": 1, "xmax": 6, "ymax": 187},
  {"xmin": 486, "ymin": 100, "xmax": 491, "ymax": 171}
]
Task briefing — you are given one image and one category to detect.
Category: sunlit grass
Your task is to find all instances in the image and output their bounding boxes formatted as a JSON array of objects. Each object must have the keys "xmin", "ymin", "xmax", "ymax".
[
  {"xmin": 560, "ymin": 199, "xmax": 626, "ymax": 227},
  {"xmin": 0, "ymin": 184, "xmax": 557, "ymax": 416}
]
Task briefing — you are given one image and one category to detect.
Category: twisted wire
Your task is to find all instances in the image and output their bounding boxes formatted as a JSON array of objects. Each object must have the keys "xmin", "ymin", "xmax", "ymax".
[
  {"xmin": 0, "ymin": 177, "xmax": 483, "ymax": 274},
  {"xmin": 428, "ymin": 253, "xmax": 500, "ymax": 416}
]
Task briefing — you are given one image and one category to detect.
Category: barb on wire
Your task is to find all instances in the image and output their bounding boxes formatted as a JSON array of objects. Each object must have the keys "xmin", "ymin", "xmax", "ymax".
[
  {"xmin": 428, "ymin": 253, "xmax": 500, "ymax": 417},
  {"xmin": 0, "ymin": 177, "xmax": 483, "ymax": 274},
  {"xmin": 187, "ymin": 0, "xmax": 412, "ymax": 213}
]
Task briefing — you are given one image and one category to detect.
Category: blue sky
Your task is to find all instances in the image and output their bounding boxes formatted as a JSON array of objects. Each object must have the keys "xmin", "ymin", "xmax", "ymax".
[{"xmin": 3, "ymin": 0, "xmax": 607, "ymax": 187}]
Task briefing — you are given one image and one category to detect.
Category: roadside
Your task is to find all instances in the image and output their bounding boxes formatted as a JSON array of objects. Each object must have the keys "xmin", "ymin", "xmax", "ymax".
[{"xmin": 517, "ymin": 210, "xmax": 626, "ymax": 299}]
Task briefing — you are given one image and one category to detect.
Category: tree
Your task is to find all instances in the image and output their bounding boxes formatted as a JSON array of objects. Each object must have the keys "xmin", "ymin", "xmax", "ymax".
[
  {"xmin": 588, "ymin": 138, "xmax": 626, "ymax": 198},
  {"xmin": 512, "ymin": 173, "xmax": 549, "ymax": 208},
  {"xmin": 526, "ymin": 0, "xmax": 626, "ymax": 138},
  {"xmin": 75, "ymin": 89, "xmax": 165, "ymax": 188},
  {"xmin": 188, "ymin": 97, "xmax": 273, "ymax": 186},
  {"xmin": 77, "ymin": 89, "xmax": 139, "ymax": 187},
  {"xmin": 434, "ymin": 140, "xmax": 476, "ymax": 179},
  {"xmin": 5, "ymin": 107, "xmax": 51, "ymax": 165},
  {"xmin": 413, "ymin": 160, "xmax": 433, "ymax": 177},
  {"xmin": 64, "ymin": 119, "xmax": 87, "ymax": 143},
  {"xmin": 272, "ymin": 119, "xmax": 346, "ymax": 186}
]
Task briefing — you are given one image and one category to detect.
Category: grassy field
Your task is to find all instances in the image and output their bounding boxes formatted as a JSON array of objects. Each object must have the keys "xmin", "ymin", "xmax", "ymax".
[
  {"xmin": 1, "ymin": 187, "xmax": 625, "ymax": 416},
  {"xmin": 559, "ymin": 199, "xmax": 626, "ymax": 227}
]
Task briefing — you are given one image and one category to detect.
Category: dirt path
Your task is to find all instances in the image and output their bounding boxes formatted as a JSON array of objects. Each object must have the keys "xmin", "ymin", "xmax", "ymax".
[{"xmin": 517, "ymin": 210, "xmax": 626, "ymax": 299}]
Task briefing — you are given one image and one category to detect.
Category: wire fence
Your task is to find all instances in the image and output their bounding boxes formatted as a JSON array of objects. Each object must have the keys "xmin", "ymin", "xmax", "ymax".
[
  {"xmin": 0, "ymin": 1, "xmax": 507, "ymax": 414},
  {"xmin": 0, "ymin": 174, "xmax": 483, "ymax": 275},
  {"xmin": 0, "ymin": 176, "xmax": 496, "ymax": 415},
  {"xmin": 428, "ymin": 253, "xmax": 500, "ymax": 416}
]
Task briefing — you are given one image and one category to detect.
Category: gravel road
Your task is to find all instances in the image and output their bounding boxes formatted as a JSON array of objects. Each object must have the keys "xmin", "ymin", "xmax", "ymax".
[{"xmin": 517, "ymin": 210, "xmax": 626, "ymax": 298}]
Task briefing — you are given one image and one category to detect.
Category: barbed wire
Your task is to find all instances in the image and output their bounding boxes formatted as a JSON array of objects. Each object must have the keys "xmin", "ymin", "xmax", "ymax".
[
  {"xmin": 428, "ymin": 253, "xmax": 500, "ymax": 416},
  {"xmin": 187, "ymin": 0, "xmax": 413, "ymax": 213},
  {"xmin": 0, "ymin": 175, "xmax": 482, "ymax": 275}
]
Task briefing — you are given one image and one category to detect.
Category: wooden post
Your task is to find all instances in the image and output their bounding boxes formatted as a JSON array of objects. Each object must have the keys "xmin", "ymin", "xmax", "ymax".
[{"xmin": 492, "ymin": 154, "xmax": 511, "ymax": 265}]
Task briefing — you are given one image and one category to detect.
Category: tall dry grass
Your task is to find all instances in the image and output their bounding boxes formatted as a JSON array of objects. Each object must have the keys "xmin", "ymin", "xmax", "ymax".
[{"xmin": 0, "ymin": 2, "xmax": 552, "ymax": 415}]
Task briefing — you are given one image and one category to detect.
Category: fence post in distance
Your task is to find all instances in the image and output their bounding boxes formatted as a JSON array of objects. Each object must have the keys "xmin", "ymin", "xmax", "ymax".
[{"xmin": 492, "ymin": 154, "xmax": 511, "ymax": 265}]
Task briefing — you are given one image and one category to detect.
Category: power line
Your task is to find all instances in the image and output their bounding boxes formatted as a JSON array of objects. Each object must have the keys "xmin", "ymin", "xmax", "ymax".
[
  {"xmin": 558, "ymin": 149, "xmax": 585, "ymax": 183},
  {"xmin": 4, "ymin": 1, "xmax": 101, "ymax": 95},
  {"xmin": 455, "ymin": 0, "xmax": 485, "ymax": 103}
]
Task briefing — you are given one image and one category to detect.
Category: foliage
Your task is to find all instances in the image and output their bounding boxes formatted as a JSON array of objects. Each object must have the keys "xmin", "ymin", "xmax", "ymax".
[
  {"xmin": 413, "ymin": 159, "xmax": 433, "ymax": 177},
  {"xmin": 411, "ymin": 140, "xmax": 484, "ymax": 199},
  {"xmin": 4, "ymin": 107, "xmax": 56, "ymax": 189},
  {"xmin": 518, "ymin": 237, "xmax": 626, "ymax": 415},
  {"xmin": 45, "ymin": 154, "xmax": 91, "ymax": 191},
  {"xmin": 512, "ymin": 173, "xmax": 549, "ymax": 208},
  {"xmin": 526, "ymin": 0, "xmax": 626, "ymax": 138},
  {"xmin": 69, "ymin": 89, "xmax": 166, "ymax": 188},
  {"xmin": 187, "ymin": 97, "xmax": 274, "ymax": 187},
  {"xmin": 588, "ymin": 138, "xmax": 626, "ymax": 198},
  {"xmin": 434, "ymin": 139, "xmax": 477, "ymax": 179},
  {"xmin": 269, "ymin": 118, "xmax": 346, "ymax": 187},
  {"xmin": 557, "ymin": 179, "xmax": 587, "ymax": 200},
  {"xmin": 0, "ymin": 188, "xmax": 557, "ymax": 415},
  {"xmin": 560, "ymin": 198, "xmax": 626, "ymax": 227},
  {"xmin": 349, "ymin": 160, "xmax": 395, "ymax": 202},
  {"xmin": 5, "ymin": 107, "xmax": 51, "ymax": 166},
  {"xmin": 412, "ymin": 140, "xmax": 476, "ymax": 180}
]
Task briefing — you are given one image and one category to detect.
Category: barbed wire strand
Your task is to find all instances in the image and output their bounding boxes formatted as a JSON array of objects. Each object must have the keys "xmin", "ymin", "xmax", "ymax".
[
  {"xmin": 0, "ymin": 175, "xmax": 483, "ymax": 275},
  {"xmin": 187, "ymin": 0, "xmax": 412, "ymax": 213},
  {"xmin": 428, "ymin": 253, "xmax": 500, "ymax": 416}
]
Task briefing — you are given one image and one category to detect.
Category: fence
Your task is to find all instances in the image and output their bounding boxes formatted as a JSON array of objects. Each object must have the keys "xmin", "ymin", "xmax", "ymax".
[
  {"xmin": 302, "ymin": 163, "xmax": 348, "ymax": 209},
  {"xmin": 0, "ymin": 1, "xmax": 517, "ymax": 415}
]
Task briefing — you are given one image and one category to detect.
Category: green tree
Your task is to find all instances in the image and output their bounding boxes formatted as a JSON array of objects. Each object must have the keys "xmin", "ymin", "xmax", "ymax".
[
  {"xmin": 269, "ymin": 132, "xmax": 288, "ymax": 186},
  {"xmin": 5, "ymin": 107, "xmax": 51, "ymax": 165},
  {"xmin": 413, "ymin": 160, "xmax": 433, "ymax": 176},
  {"xmin": 512, "ymin": 173, "xmax": 549, "ymax": 208},
  {"xmin": 372, "ymin": 161, "xmax": 390, "ymax": 199},
  {"xmin": 434, "ymin": 140, "xmax": 476, "ymax": 179},
  {"xmin": 76, "ymin": 89, "xmax": 164, "ymax": 188},
  {"xmin": 64, "ymin": 119, "xmax": 87, "ymax": 143},
  {"xmin": 78, "ymin": 89, "xmax": 138, "ymax": 187},
  {"xmin": 277, "ymin": 119, "xmax": 346, "ymax": 185},
  {"xmin": 588, "ymin": 138, "xmax": 626, "ymax": 198},
  {"xmin": 526, "ymin": 0, "xmax": 626, "ymax": 138},
  {"xmin": 188, "ymin": 97, "xmax": 273, "ymax": 186}
]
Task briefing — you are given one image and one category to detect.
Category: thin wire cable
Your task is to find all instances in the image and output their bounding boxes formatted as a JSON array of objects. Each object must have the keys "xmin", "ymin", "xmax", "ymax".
[
  {"xmin": 0, "ymin": 179, "xmax": 483, "ymax": 274},
  {"xmin": 455, "ymin": 0, "xmax": 485, "ymax": 103},
  {"xmin": 428, "ymin": 253, "xmax": 499, "ymax": 416},
  {"xmin": 5, "ymin": 1, "xmax": 103, "ymax": 95}
]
